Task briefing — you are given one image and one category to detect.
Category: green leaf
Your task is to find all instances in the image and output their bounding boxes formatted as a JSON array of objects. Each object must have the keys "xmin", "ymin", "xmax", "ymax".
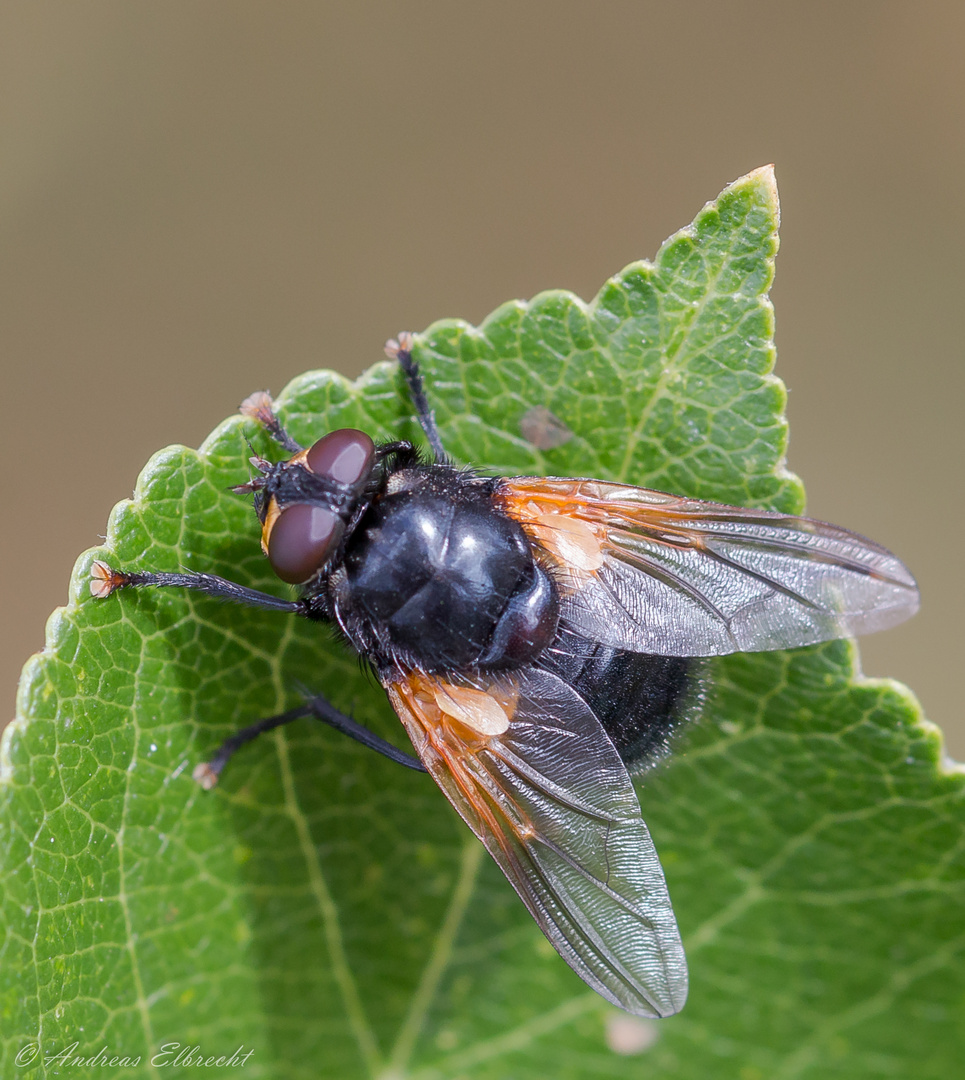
[{"xmin": 3, "ymin": 167, "xmax": 961, "ymax": 1080}]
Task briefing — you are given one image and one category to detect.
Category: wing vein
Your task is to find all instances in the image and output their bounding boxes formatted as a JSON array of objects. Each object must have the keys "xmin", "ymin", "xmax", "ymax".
[{"xmin": 481, "ymin": 745, "xmax": 617, "ymax": 823}]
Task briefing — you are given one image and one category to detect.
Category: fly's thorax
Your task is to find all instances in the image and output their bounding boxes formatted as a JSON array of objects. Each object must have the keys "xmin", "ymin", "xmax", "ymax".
[{"xmin": 332, "ymin": 466, "xmax": 560, "ymax": 670}]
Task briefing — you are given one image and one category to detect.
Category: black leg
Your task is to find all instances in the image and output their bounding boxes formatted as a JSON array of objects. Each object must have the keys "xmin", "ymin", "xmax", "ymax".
[
  {"xmin": 303, "ymin": 694, "xmax": 427, "ymax": 772},
  {"xmin": 193, "ymin": 704, "xmax": 312, "ymax": 788},
  {"xmin": 192, "ymin": 694, "xmax": 427, "ymax": 788},
  {"xmin": 238, "ymin": 390, "xmax": 303, "ymax": 454},
  {"xmin": 90, "ymin": 561, "xmax": 308, "ymax": 614},
  {"xmin": 384, "ymin": 332, "xmax": 447, "ymax": 463}
]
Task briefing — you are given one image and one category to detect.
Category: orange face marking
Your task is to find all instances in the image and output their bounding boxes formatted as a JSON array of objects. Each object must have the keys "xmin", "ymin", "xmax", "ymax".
[{"xmin": 259, "ymin": 496, "xmax": 283, "ymax": 556}]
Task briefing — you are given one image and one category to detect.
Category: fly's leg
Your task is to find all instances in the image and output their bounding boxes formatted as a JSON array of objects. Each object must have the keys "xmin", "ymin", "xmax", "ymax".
[
  {"xmin": 90, "ymin": 561, "xmax": 311, "ymax": 614},
  {"xmin": 193, "ymin": 704, "xmax": 312, "ymax": 788},
  {"xmin": 237, "ymin": 390, "xmax": 303, "ymax": 454},
  {"xmin": 193, "ymin": 695, "xmax": 427, "ymax": 789},
  {"xmin": 303, "ymin": 693, "xmax": 426, "ymax": 772},
  {"xmin": 91, "ymin": 562, "xmax": 426, "ymax": 783},
  {"xmin": 384, "ymin": 332, "xmax": 447, "ymax": 463}
]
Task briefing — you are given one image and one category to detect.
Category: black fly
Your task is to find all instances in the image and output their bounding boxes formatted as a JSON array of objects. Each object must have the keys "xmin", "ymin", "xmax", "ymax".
[{"xmin": 91, "ymin": 332, "xmax": 919, "ymax": 1017}]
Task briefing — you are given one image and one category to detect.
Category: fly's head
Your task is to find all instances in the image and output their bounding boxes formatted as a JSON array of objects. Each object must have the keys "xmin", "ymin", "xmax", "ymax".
[{"xmin": 234, "ymin": 393, "xmax": 381, "ymax": 586}]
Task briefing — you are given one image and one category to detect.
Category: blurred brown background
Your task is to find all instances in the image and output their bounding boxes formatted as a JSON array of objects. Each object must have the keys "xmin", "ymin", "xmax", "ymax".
[{"xmin": 2, "ymin": 3, "xmax": 962, "ymax": 754}]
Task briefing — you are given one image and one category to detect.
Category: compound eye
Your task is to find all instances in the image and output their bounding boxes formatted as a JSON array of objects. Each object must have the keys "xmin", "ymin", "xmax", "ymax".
[
  {"xmin": 306, "ymin": 429, "xmax": 375, "ymax": 486},
  {"xmin": 267, "ymin": 503, "xmax": 345, "ymax": 584}
]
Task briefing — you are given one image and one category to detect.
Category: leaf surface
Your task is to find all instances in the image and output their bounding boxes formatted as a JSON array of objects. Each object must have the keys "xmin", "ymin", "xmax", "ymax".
[{"xmin": 3, "ymin": 168, "xmax": 961, "ymax": 1080}]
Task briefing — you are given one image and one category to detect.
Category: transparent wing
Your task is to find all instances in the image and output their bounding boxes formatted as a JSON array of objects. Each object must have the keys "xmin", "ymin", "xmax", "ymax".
[
  {"xmin": 500, "ymin": 477, "xmax": 919, "ymax": 657},
  {"xmin": 385, "ymin": 665, "xmax": 687, "ymax": 1018}
]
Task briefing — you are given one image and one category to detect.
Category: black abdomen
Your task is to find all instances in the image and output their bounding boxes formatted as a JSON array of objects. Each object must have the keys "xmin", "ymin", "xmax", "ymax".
[{"xmin": 538, "ymin": 625, "xmax": 697, "ymax": 771}]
